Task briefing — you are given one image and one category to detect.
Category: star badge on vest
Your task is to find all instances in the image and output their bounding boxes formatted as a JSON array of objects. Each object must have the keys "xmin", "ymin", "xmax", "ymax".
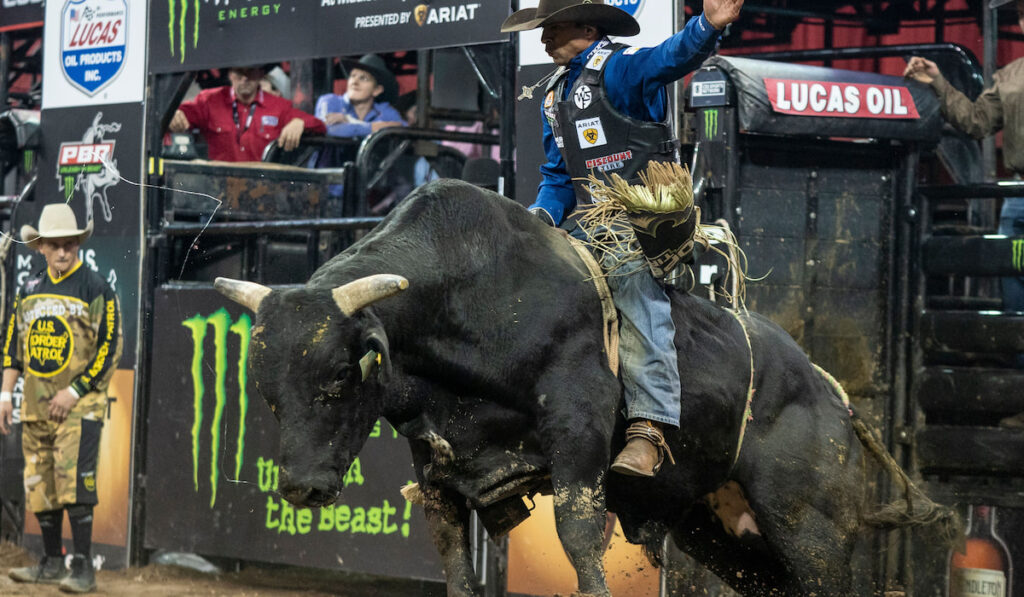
[
  {"xmin": 576, "ymin": 117, "xmax": 607, "ymax": 147},
  {"xmin": 574, "ymin": 85, "xmax": 593, "ymax": 110}
]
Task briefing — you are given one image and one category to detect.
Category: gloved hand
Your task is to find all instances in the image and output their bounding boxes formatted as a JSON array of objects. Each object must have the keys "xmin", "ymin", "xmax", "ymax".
[{"xmin": 530, "ymin": 207, "xmax": 555, "ymax": 227}]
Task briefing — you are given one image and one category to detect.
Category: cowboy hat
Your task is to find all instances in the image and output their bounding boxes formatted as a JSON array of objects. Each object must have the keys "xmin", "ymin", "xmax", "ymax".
[
  {"xmin": 500, "ymin": 0, "xmax": 640, "ymax": 37},
  {"xmin": 342, "ymin": 54, "xmax": 400, "ymax": 105},
  {"xmin": 21, "ymin": 203, "xmax": 92, "ymax": 251}
]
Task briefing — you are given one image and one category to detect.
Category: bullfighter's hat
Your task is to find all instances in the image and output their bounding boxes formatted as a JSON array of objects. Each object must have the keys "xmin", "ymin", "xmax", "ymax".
[
  {"xmin": 500, "ymin": 0, "xmax": 640, "ymax": 37},
  {"xmin": 21, "ymin": 203, "xmax": 92, "ymax": 251}
]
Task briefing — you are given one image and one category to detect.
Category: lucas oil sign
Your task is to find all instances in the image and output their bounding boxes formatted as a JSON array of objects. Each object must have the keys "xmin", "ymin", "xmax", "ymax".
[
  {"xmin": 764, "ymin": 78, "xmax": 920, "ymax": 120},
  {"xmin": 606, "ymin": 0, "xmax": 645, "ymax": 16},
  {"xmin": 60, "ymin": 0, "xmax": 127, "ymax": 96}
]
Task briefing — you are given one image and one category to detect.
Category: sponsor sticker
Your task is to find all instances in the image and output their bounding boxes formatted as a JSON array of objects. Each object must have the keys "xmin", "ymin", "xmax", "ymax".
[
  {"xmin": 261, "ymin": 115, "xmax": 278, "ymax": 127},
  {"xmin": 61, "ymin": 0, "xmax": 127, "ymax": 96},
  {"xmin": 544, "ymin": 90, "xmax": 555, "ymax": 109},
  {"xmin": 764, "ymin": 78, "xmax": 920, "ymax": 119},
  {"xmin": 622, "ymin": 46, "xmax": 644, "ymax": 56},
  {"xmin": 574, "ymin": 85, "xmax": 593, "ymax": 110},
  {"xmin": 585, "ymin": 150, "xmax": 633, "ymax": 172},
  {"xmin": 575, "ymin": 117, "xmax": 607, "ymax": 148},
  {"xmin": 692, "ymin": 81, "xmax": 726, "ymax": 98}
]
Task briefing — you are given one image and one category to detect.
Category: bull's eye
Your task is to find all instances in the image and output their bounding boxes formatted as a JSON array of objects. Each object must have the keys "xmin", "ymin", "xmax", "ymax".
[{"xmin": 319, "ymin": 365, "xmax": 353, "ymax": 396}]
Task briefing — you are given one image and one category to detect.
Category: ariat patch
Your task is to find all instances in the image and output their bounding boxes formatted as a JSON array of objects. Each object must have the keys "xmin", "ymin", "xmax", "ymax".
[
  {"xmin": 575, "ymin": 117, "xmax": 607, "ymax": 148},
  {"xmin": 574, "ymin": 85, "xmax": 593, "ymax": 110},
  {"xmin": 586, "ymin": 49, "xmax": 613, "ymax": 71}
]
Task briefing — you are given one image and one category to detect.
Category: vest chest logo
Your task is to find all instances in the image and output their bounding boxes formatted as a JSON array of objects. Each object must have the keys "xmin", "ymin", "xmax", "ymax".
[
  {"xmin": 586, "ymin": 150, "xmax": 633, "ymax": 172},
  {"xmin": 573, "ymin": 85, "xmax": 593, "ymax": 110},
  {"xmin": 576, "ymin": 117, "xmax": 607, "ymax": 148},
  {"xmin": 26, "ymin": 315, "xmax": 76, "ymax": 378},
  {"xmin": 544, "ymin": 90, "xmax": 555, "ymax": 109}
]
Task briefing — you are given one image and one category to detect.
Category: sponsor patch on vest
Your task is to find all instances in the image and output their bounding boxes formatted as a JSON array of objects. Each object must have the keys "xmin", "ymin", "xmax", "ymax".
[
  {"xmin": 544, "ymin": 90, "xmax": 555, "ymax": 109},
  {"xmin": 575, "ymin": 117, "xmax": 607, "ymax": 148},
  {"xmin": 555, "ymin": 136, "xmax": 564, "ymax": 149},
  {"xmin": 574, "ymin": 85, "xmax": 593, "ymax": 110},
  {"xmin": 622, "ymin": 46, "xmax": 644, "ymax": 55},
  {"xmin": 585, "ymin": 150, "xmax": 633, "ymax": 172},
  {"xmin": 586, "ymin": 49, "xmax": 613, "ymax": 71}
]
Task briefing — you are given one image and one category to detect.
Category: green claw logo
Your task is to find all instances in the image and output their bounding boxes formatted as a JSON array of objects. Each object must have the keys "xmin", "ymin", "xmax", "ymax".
[
  {"xmin": 183, "ymin": 308, "xmax": 251, "ymax": 508},
  {"xmin": 167, "ymin": 0, "xmax": 201, "ymax": 64},
  {"xmin": 1014, "ymin": 239, "xmax": 1023, "ymax": 272},
  {"xmin": 704, "ymin": 109, "xmax": 719, "ymax": 140}
]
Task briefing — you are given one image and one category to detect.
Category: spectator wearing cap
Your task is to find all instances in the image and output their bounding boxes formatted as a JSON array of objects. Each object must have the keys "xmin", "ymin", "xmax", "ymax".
[
  {"xmin": 315, "ymin": 54, "xmax": 406, "ymax": 139},
  {"xmin": 168, "ymin": 64, "xmax": 325, "ymax": 162}
]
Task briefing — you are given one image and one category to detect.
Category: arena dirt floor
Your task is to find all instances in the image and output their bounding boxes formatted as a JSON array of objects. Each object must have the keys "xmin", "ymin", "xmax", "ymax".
[{"xmin": 0, "ymin": 542, "xmax": 446, "ymax": 596}]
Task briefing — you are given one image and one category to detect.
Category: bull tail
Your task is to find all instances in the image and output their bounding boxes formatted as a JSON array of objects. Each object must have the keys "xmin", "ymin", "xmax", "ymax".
[
  {"xmin": 849, "ymin": 411, "xmax": 955, "ymax": 535},
  {"xmin": 813, "ymin": 365, "xmax": 961, "ymax": 543}
]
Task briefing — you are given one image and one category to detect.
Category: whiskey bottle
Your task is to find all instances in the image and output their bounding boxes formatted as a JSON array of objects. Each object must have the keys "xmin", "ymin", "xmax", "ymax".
[{"xmin": 949, "ymin": 505, "xmax": 1012, "ymax": 597}]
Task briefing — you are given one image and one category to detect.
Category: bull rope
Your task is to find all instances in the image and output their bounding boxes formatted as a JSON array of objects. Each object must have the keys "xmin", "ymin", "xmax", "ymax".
[
  {"xmin": 567, "ymin": 236, "xmax": 620, "ymax": 375},
  {"xmin": 726, "ymin": 309, "xmax": 756, "ymax": 469}
]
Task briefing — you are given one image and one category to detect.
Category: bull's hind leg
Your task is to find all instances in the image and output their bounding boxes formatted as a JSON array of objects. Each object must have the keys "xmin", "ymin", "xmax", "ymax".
[{"xmin": 538, "ymin": 375, "xmax": 617, "ymax": 597}]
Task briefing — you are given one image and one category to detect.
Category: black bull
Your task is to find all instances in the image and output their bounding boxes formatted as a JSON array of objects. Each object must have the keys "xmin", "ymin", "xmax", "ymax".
[{"xmin": 215, "ymin": 179, "xmax": 955, "ymax": 596}]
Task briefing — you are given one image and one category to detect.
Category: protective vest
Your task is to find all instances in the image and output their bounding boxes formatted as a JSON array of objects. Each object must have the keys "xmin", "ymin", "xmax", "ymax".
[{"xmin": 544, "ymin": 42, "xmax": 680, "ymax": 204}]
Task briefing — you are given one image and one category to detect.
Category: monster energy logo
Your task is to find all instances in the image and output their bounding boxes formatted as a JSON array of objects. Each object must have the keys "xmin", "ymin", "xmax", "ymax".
[
  {"xmin": 183, "ymin": 308, "xmax": 251, "ymax": 508},
  {"xmin": 167, "ymin": 1, "xmax": 284, "ymax": 63},
  {"xmin": 1014, "ymin": 239, "xmax": 1024, "ymax": 272},
  {"xmin": 704, "ymin": 109, "xmax": 719, "ymax": 140}
]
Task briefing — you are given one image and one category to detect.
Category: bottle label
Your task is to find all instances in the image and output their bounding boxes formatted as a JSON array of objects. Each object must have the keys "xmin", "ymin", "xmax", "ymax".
[{"xmin": 951, "ymin": 567, "xmax": 1006, "ymax": 597}]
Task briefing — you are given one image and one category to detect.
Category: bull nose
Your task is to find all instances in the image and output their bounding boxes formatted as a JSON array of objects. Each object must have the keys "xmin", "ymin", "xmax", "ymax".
[{"xmin": 283, "ymin": 485, "xmax": 340, "ymax": 508}]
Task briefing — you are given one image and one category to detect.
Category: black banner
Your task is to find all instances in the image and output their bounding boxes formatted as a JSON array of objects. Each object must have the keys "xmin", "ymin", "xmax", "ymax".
[
  {"xmin": 21, "ymin": 102, "xmax": 144, "ymax": 367},
  {"xmin": 0, "ymin": 0, "xmax": 43, "ymax": 33},
  {"xmin": 143, "ymin": 289, "xmax": 443, "ymax": 581},
  {"xmin": 149, "ymin": 0, "xmax": 508, "ymax": 73}
]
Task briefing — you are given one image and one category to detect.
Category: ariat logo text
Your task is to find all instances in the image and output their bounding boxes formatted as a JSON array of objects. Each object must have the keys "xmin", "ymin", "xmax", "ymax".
[
  {"xmin": 704, "ymin": 109, "xmax": 719, "ymax": 139},
  {"xmin": 1014, "ymin": 239, "xmax": 1024, "ymax": 272},
  {"xmin": 183, "ymin": 308, "xmax": 251, "ymax": 508}
]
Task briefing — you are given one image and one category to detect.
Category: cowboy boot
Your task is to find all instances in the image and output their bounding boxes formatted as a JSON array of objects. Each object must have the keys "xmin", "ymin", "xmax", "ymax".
[{"xmin": 610, "ymin": 420, "xmax": 675, "ymax": 477}]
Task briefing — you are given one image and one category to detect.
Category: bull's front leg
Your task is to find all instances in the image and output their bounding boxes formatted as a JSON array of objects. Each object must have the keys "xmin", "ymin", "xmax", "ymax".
[
  {"xmin": 540, "ymin": 379, "xmax": 617, "ymax": 597},
  {"xmin": 408, "ymin": 443, "xmax": 479, "ymax": 597}
]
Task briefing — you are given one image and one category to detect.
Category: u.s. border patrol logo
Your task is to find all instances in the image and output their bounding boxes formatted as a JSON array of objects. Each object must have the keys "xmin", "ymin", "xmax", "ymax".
[
  {"xmin": 606, "ymin": 0, "xmax": 646, "ymax": 17},
  {"xmin": 27, "ymin": 315, "xmax": 75, "ymax": 378},
  {"xmin": 61, "ymin": 0, "xmax": 128, "ymax": 96},
  {"xmin": 574, "ymin": 86, "xmax": 593, "ymax": 110}
]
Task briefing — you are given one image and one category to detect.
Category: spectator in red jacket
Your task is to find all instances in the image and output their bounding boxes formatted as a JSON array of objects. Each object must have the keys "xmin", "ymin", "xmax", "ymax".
[{"xmin": 168, "ymin": 65, "xmax": 325, "ymax": 162}]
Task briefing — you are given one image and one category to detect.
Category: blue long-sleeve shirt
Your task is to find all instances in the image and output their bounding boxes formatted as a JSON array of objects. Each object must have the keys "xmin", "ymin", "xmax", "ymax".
[
  {"xmin": 314, "ymin": 93, "xmax": 405, "ymax": 138},
  {"xmin": 532, "ymin": 14, "xmax": 720, "ymax": 226}
]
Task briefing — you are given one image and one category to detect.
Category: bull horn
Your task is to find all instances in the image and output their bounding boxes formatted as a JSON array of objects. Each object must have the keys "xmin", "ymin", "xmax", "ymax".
[
  {"xmin": 214, "ymin": 277, "xmax": 272, "ymax": 312},
  {"xmin": 332, "ymin": 274, "xmax": 409, "ymax": 316}
]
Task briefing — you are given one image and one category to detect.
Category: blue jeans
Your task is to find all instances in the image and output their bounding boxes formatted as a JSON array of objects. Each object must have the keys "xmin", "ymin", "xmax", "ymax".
[
  {"xmin": 570, "ymin": 224, "xmax": 681, "ymax": 428},
  {"xmin": 1000, "ymin": 197, "xmax": 1024, "ymax": 312}
]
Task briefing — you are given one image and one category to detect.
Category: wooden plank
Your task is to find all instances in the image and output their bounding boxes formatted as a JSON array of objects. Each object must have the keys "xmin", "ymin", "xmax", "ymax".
[
  {"xmin": 916, "ymin": 426, "xmax": 1024, "ymax": 475},
  {"xmin": 915, "ymin": 367, "xmax": 1024, "ymax": 413},
  {"xmin": 920, "ymin": 311, "xmax": 1024, "ymax": 353}
]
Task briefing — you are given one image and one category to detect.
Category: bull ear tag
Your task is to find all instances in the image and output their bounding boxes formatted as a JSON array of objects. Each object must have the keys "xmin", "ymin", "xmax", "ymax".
[{"xmin": 359, "ymin": 350, "xmax": 382, "ymax": 382}]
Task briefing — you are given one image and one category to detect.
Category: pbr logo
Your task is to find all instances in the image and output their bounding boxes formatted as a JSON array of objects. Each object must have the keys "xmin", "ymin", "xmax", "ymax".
[
  {"xmin": 56, "ymin": 113, "xmax": 122, "ymax": 222},
  {"xmin": 606, "ymin": 0, "xmax": 645, "ymax": 17},
  {"xmin": 60, "ymin": 0, "xmax": 128, "ymax": 96}
]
